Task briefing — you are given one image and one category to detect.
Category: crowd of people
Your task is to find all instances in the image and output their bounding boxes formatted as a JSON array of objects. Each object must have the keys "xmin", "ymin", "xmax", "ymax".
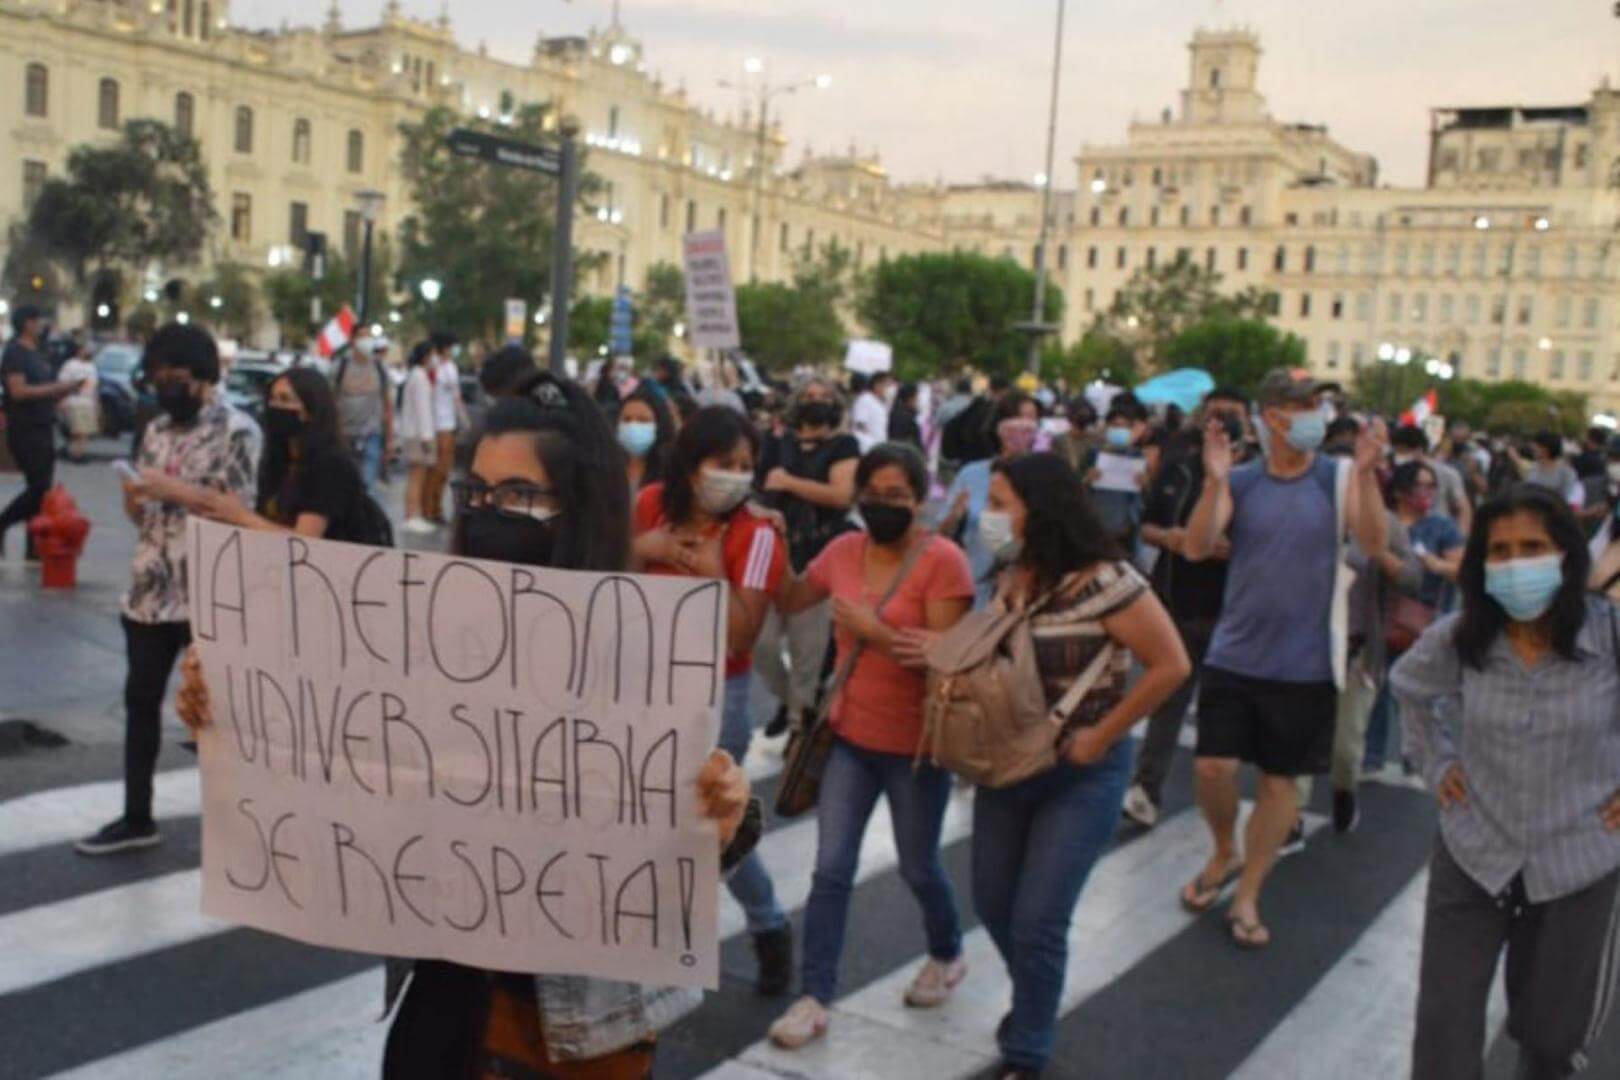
[{"xmin": 7, "ymin": 300, "xmax": 1620, "ymax": 1079}]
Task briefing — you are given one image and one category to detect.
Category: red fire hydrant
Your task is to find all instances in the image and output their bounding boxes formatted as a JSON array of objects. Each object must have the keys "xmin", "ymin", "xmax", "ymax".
[{"xmin": 28, "ymin": 485, "xmax": 92, "ymax": 589}]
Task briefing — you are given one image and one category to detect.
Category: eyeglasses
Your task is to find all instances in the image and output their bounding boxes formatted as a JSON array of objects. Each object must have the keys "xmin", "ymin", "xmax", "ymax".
[{"xmin": 452, "ymin": 478, "xmax": 559, "ymax": 520}]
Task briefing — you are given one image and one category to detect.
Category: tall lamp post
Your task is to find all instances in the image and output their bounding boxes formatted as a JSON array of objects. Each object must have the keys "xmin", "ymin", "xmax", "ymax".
[
  {"xmin": 1024, "ymin": 0, "xmax": 1067, "ymax": 375},
  {"xmin": 719, "ymin": 61, "xmax": 831, "ymax": 283},
  {"xmin": 353, "ymin": 189, "xmax": 386, "ymax": 328}
]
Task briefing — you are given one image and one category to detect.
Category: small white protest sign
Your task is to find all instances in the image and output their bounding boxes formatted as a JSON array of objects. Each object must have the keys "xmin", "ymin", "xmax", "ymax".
[
  {"xmin": 843, "ymin": 339, "xmax": 893, "ymax": 375},
  {"xmin": 681, "ymin": 230, "xmax": 740, "ymax": 350},
  {"xmin": 187, "ymin": 520, "xmax": 726, "ymax": 988}
]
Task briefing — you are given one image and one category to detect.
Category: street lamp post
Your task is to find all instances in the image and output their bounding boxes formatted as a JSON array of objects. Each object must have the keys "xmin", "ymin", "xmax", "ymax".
[
  {"xmin": 419, "ymin": 277, "xmax": 442, "ymax": 328},
  {"xmin": 1025, "ymin": 0, "xmax": 1067, "ymax": 375},
  {"xmin": 354, "ymin": 189, "xmax": 386, "ymax": 328},
  {"xmin": 719, "ymin": 64, "xmax": 831, "ymax": 283}
]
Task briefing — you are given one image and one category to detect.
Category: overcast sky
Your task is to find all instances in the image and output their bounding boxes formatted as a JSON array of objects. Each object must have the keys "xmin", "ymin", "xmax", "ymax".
[{"xmin": 245, "ymin": 0, "xmax": 1616, "ymax": 188}]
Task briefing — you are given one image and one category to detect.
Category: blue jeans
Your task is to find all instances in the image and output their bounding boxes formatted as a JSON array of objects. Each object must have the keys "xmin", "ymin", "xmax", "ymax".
[
  {"xmin": 972, "ymin": 740, "xmax": 1132, "ymax": 1070},
  {"xmin": 717, "ymin": 672, "xmax": 787, "ymax": 934},
  {"xmin": 1363, "ymin": 670, "xmax": 1395, "ymax": 771},
  {"xmin": 352, "ymin": 432, "xmax": 384, "ymax": 494},
  {"xmin": 801, "ymin": 737, "xmax": 961, "ymax": 1003}
]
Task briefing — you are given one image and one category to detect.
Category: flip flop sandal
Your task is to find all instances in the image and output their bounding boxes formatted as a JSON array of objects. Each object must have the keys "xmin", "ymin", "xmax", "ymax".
[
  {"xmin": 1228, "ymin": 914, "xmax": 1271, "ymax": 950},
  {"xmin": 1179, "ymin": 862, "xmax": 1242, "ymax": 914}
]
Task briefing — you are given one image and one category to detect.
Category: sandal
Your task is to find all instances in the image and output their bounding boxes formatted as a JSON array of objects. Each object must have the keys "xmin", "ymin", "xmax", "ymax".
[
  {"xmin": 1179, "ymin": 861, "xmax": 1242, "ymax": 914},
  {"xmin": 1228, "ymin": 914, "xmax": 1271, "ymax": 950}
]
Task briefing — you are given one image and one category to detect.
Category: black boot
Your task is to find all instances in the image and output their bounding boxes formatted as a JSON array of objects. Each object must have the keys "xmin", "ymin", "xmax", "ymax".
[
  {"xmin": 765, "ymin": 704, "xmax": 790, "ymax": 738},
  {"xmin": 752, "ymin": 925, "xmax": 793, "ymax": 997}
]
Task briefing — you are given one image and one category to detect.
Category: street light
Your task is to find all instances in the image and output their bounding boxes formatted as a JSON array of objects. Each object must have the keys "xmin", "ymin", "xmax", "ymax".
[
  {"xmin": 1473, "ymin": 215, "xmax": 1491, "ymax": 231},
  {"xmin": 1024, "ymin": 0, "xmax": 1068, "ymax": 374},
  {"xmin": 419, "ymin": 278, "xmax": 442, "ymax": 303},
  {"xmin": 1534, "ymin": 216, "xmax": 1551, "ymax": 232},
  {"xmin": 1090, "ymin": 177, "xmax": 1107, "ymax": 194},
  {"xmin": 718, "ymin": 62, "xmax": 833, "ymax": 282},
  {"xmin": 354, "ymin": 188, "xmax": 386, "ymax": 328},
  {"xmin": 209, "ymin": 295, "xmax": 223, "ymax": 310}
]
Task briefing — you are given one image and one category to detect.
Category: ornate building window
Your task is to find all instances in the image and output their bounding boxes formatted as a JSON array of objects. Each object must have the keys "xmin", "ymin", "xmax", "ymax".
[
  {"xmin": 235, "ymin": 106, "xmax": 254, "ymax": 154},
  {"xmin": 25, "ymin": 63, "xmax": 48, "ymax": 118},
  {"xmin": 293, "ymin": 119, "xmax": 311, "ymax": 165},
  {"xmin": 174, "ymin": 92, "xmax": 195, "ymax": 138},
  {"xmin": 347, "ymin": 130, "xmax": 364, "ymax": 174},
  {"xmin": 98, "ymin": 78, "xmax": 120, "ymax": 130}
]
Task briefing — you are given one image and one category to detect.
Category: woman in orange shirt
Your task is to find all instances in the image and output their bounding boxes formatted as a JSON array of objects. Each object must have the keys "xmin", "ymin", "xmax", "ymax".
[{"xmin": 767, "ymin": 442, "xmax": 974, "ymax": 1050}]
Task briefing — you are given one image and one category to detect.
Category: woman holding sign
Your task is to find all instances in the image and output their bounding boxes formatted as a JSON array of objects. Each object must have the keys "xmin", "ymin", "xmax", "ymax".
[
  {"xmin": 631, "ymin": 404, "xmax": 796, "ymax": 997},
  {"xmin": 178, "ymin": 373, "xmax": 759, "ymax": 1079}
]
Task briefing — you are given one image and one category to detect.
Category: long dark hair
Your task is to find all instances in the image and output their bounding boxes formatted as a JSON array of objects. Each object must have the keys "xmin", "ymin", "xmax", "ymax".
[
  {"xmin": 619, "ymin": 383, "xmax": 676, "ymax": 487},
  {"xmin": 1453, "ymin": 484, "xmax": 1591, "ymax": 670},
  {"xmin": 455, "ymin": 372, "xmax": 630, "ymax": 573},
  {"xmin": 661, "ymin": 405, "xmax": 758, "ymax": 525},
  {"xmin": 994, "ymin": 452, "xmax": 1122, "ymax": 592},
  {"xmin": 257, "ymin": 367, "xmax": 344, "ymax": 517}
]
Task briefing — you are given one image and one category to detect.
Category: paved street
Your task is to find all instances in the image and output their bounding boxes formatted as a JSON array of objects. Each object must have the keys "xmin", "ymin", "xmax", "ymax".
[{"xmin": 3, "ymin": 449, "xmax": 1619, "ymax": 1080}]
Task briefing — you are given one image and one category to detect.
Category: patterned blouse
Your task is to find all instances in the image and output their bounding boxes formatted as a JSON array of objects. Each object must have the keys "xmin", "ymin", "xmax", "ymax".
[
  {"xmin": 1024, "ymin": 560, "xmax": 1148, "ymax": 732},
  {"xmin": 122, "ymin": 401, "xmax": 260, "ymax": 625}
]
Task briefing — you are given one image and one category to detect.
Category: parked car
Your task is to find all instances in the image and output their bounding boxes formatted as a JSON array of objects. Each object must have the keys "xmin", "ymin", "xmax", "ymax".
[
  {"xmin": 92, "ymin": 342, "xmax": 145, "ymax": 437},
  {"xmin": 93, "ymin": 343, "xmax": 143, "ymax": 398},
  {"xmin": 223, "ymin": 361, "xmax": 283, "ymax": 423}
]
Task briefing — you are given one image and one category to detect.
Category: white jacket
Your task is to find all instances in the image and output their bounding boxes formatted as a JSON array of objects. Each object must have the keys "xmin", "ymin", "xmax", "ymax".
[{"xmin": 397, "ymin": 367, "xmax": 436, "ymax": 444}]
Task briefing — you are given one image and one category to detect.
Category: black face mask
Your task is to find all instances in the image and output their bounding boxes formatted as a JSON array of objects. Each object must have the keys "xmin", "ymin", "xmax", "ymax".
[
  {"xmin": 860, "ymin": 501, "xmax": 914, "ymax": 546},
  {"xmin": 157, "ymin": 382, "xmax": 202, "ymax": 424},
  {"xmin": 459, "ymin": 506, "xmax": 558, "ymax": 566},
  {"xmin": 793, "ymin": 401, "xmax": 842, "ymax": 431},
  {"xmin": 263, "ymin": 406, "xmax": 305, "ymax": 443}
]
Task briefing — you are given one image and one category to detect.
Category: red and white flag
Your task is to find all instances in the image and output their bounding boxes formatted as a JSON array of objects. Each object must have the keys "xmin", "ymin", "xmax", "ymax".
[
  {"xmin": 1401, "ymin": 389, "xmax": 1438, "ymax": 428},
  {"xmin": 315, "ymin": 306, "xmax": 356, "ymax": 358}
]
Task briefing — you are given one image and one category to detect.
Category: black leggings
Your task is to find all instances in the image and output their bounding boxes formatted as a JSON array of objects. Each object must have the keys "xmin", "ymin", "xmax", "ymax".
[
  {"xmin": 122, "ymin": 617, "xmax": 191, "ymax": 825},
  {"xmin": 0, "ymin": 427, "xmax": 54, "ymax": 547}
]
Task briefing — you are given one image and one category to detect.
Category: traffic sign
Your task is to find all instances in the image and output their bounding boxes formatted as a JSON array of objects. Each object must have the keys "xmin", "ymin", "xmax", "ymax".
[{"xmin": 446, "ymin": 128, "xmax": 561, "ymax": 175}]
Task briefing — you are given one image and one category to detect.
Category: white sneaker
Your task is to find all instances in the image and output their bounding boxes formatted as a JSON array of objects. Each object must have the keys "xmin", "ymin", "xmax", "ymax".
[
  {"xmin": 402, "ymin": 517, "xmax": 437, "ymax": 534},
  {"xmin": 1122, "ymin": 784, "xmax": 1159, "ymax": 828},
  {"xmin": 903, "ymin": 956, "xmax": 967, "ymax": 1008},
  {"xmin": 768, "ymin": 995, "xmax": 829, "ymax": 1049}
]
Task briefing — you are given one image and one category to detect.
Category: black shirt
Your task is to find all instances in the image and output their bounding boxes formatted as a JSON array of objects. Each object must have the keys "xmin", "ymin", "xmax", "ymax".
[
  {"xmin": 888, "ymin": 404, "xmax": 922, "ymax": 448},
  {"xmin": 272, "ymin": 449, "xmax": 369, "ymax": 544},
  {"xmin": 0, "ymin": 339, "xmax": 55, "ymax": 431},
  {"xmin": 764, "ymin": 432, "xmax": 860, "ymax": 571},
  {"xmin": 1142, "ymin": 448, "xmax": 1228, "ymax": 622}
]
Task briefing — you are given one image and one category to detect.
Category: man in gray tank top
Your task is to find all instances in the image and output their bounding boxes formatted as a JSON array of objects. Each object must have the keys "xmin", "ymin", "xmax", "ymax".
[{"xmin": 334, "ymin": 338, "xmax": 394, "ymax": 492}]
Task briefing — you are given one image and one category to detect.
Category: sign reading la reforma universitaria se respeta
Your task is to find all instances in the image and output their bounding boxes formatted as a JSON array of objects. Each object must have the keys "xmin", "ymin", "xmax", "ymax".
[{"xmin": 186, "ymin": 520, "xmax": 727, "ymax": 989}]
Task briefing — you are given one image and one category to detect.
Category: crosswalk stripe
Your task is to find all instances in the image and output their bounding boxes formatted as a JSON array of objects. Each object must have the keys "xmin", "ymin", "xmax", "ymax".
[
  {"xmin": 719, "ymin": 804, "xmax": 1327, "ymax": 1080},
  {"xmin": 36, "ymin": 785, "xmax": 976, "ymax": 1078},
  {"xmin": 0, "ymin": 870, "xmax": 227, "ymax": 997},
  {"xmin": 1231, "ymin": 868, "xmax": 1509, "ymax": 1080},
  {"xmin": 0, "ymin": 768, "xmax": 201, "ymax": 859}
]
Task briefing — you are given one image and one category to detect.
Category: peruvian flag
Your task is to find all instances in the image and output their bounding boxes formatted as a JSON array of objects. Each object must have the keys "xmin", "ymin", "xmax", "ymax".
[
  {"xmin": 1401, "ymin": 389, "xmax": 1438, "ymax": 428},
  {"xmin": 315, "ymin": 306, "xmax": 356, "ymax": 358}
]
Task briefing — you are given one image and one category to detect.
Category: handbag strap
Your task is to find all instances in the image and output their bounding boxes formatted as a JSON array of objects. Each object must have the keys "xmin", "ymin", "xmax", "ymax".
[
  {"xmin": 811, "ymin": 535, "xmax": 932, "ymax": 729},
  {"xmin": 1048, "ymin": 641, "xmax": 1116, "ymax": 728}
]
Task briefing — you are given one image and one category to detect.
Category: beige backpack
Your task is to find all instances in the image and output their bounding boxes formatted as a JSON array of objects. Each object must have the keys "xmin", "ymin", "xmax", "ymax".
[{"xmin": 916, "ymin": 575, "xmax": 1116, "ymax": 788}]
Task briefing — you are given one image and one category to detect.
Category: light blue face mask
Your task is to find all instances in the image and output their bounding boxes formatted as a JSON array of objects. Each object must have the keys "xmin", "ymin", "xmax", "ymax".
[
  {"xmin": 617, "ymin": 421, "xmax": 657, "ymax": 457},
  {"xmin": 1484, "ymin": 554, "xmax": 1565, "ymax": 622},
  {"xmin": 1105, "ymin": 426, "xmax": 1133, "ymax": 449},
  {"xmin": 1284, "ymin": 407, "xmax": 1327, "ymax": 453}
]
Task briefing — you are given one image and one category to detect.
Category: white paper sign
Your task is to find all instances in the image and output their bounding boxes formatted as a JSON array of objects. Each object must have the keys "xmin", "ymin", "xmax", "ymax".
[
  {"xmin": 682, "ymin": 230, "xmax": 740, "ymax": 350},
  {"xmin": 1092, "ymin": 451, "xmax": 1148, "ymax": 493},
  {"xmin": 187, "ymin": 520, "xmax": 726, "ymax": 989},
  {"xmin": 843, "ymin": 339, "xmax": 893, "ymax": 375}
]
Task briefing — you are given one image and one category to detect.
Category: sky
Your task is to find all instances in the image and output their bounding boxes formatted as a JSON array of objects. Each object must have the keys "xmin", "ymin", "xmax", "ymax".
[{"xmin": 243, "ymin": 0, "xmax": 1617, "ymax": 189}]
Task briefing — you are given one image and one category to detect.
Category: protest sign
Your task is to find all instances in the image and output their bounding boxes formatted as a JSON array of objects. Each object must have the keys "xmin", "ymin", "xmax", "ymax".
[
  {"xmin": 186, "ymin": 519, "xmax": 726, "ymax": 989},
  {"xmin": 681, "ymin": 230, "xmax": 740, "ymax": 349},
  {"xmin": 843, "ymin": 339, "xmax": 893, "ymax": 375}
]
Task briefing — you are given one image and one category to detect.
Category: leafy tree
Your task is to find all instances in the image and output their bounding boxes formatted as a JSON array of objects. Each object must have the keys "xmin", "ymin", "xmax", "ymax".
[
  {"xmin": 569, "ymin": 296, "xmax": 613, "ymax": 359},
  {"xmin": 186, "ymin": 261, "xmax": 258, "ymax": 341},
  {"xmin": 1042, "ymin": 329, "xmax": 1138, "ymax": 387},
  {"xmin": 1163, "ymin": 317, "xmax": 1306, "ymax": 396},
  {"xmin": 1440, "ymin": 379, "xmax": 1586, "ymax": 436},
  {"xmin": 263, "ymin": 249, "xmax": 393, "ymax": 347},
  {"xmin": 856, "ymin": 252, "xmax": 1062, "ymax": 381},
  {"xmin": 732, "ymin": 241, "xmax": 854, "ymax": 372},
  {"xmin": 1099, "ymin": 253, "xmax": 1275, "ymax": 369},
  {"xmin": 2, "ymin": 119, "xmax": 215, "ymax": 306},
  {"xmin": 633, "ymin": 261, "xmax": 686, "ymax": 361},
  {"xmin": 396, "ymin": 104, "xmax": 603, "ymax": 345}
]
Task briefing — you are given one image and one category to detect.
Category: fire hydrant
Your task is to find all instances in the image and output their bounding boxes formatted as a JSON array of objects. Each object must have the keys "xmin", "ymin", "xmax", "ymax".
[{"xmin": 28, "ymin": 485, "xmax": 92, "ymax": 589}]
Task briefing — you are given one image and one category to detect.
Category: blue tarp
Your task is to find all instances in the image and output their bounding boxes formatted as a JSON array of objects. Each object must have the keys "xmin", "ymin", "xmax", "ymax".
[{"xmin": 1133, "ymin": 368, "xmax": 1215, "ymax": 413}]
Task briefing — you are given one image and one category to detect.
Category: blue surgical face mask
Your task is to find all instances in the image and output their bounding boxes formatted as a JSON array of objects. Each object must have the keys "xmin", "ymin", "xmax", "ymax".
[
  {"xmin": 618, "ymin": 420, "xmax": 657, "ymax": 457},
  {"xmin": 1484, "ymin": 554, "xmax": 1565, "ymax": 623},
  {"xmin": 1105, "ymin": 426, "xmax": 1133, "ymax": 449},
  {"xmin": 1284, "ymin": 407, "xmax": 1327, "ymax": 453}
]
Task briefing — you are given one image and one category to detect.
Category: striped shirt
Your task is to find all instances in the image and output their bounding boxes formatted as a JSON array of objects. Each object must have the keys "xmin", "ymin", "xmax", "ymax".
[
  {"xmin": 1392, "ymin": 595, "xmax": 1620, "ymax": 902},
  {"xmin": 1028, "ymin": 561, "xmax": 1149, "ymax": 732}
]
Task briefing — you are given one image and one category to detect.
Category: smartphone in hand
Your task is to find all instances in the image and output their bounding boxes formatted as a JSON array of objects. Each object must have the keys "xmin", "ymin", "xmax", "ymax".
[{"xmin": 112, "ymin": 459, "xmax": 140, "ymax": 483}]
